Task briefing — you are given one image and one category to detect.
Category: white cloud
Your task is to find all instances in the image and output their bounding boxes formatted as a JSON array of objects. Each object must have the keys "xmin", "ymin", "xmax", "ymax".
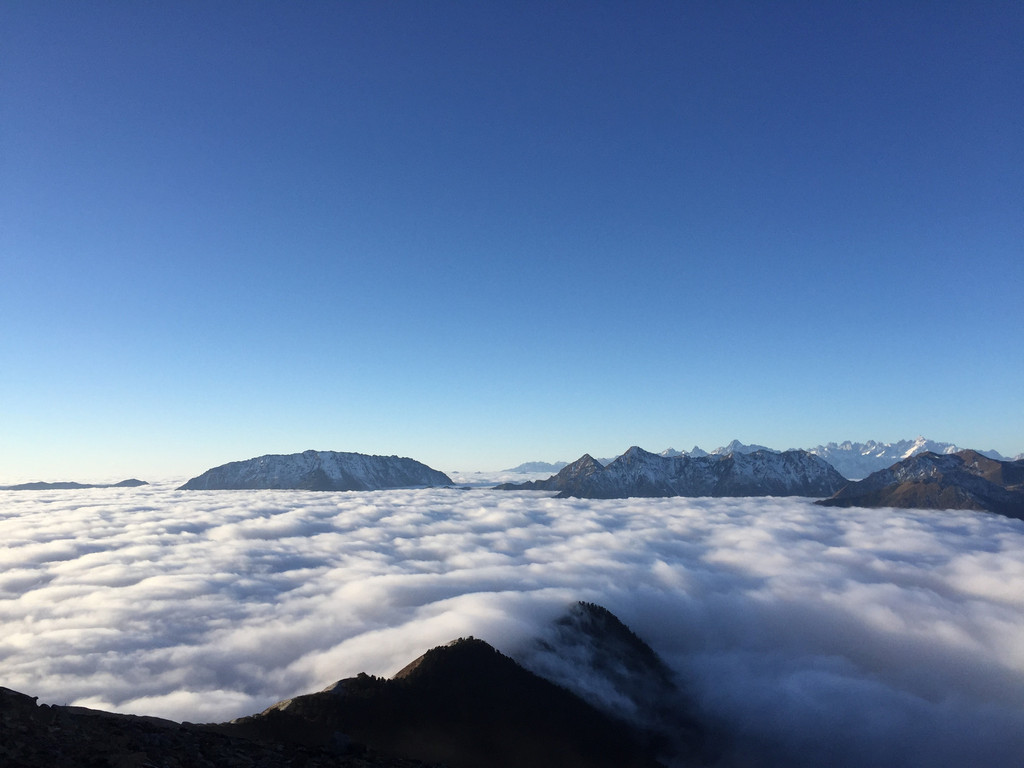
[{"xmin": 1, "ymin": 483, "xmax": 1024, "ymax": 765}]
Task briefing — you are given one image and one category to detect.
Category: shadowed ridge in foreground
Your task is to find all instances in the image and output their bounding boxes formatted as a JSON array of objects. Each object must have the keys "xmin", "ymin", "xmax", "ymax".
[
  {"xmin": 216, "ymin": 636, "xmax": 668, "ymax": 768},
  {"xmin": 0, "ymin": 685, "xmax": 426, "ymax": 767},
  {"xmin": 518, "ymin": 601, "xmax": 712, "ymax": 764}
]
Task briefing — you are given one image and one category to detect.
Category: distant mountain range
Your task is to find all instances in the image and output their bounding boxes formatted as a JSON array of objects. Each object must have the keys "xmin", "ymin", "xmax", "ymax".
[
  {"xmin": 0, "ymin": 603, "xmax": 710, "ymax": 768},
  {"xmin": 496, "ymin": 446, "xmax": 846, "ymax": 499},
  {"xmin": 178, "ymin": 451, "xmax": 452, "ymax": 491},
  {"xmin": 805, "ymin": 438, "xmax": 1010, "ymax": 480},
  {"xmin": 818, "ymin": 450, "xmax": 1024, "ymax": 519},
  {"xmin": 0, "ymin": 479, "xmax": 148, "ymax": 491},
  {"xmin": 511, "ymin": 437, "xmax": 1015, "ymax": 481},
  {"xmin": 499, "ymin": 441, "xmax": 1024, "ymax": 513},
  {"xmin": 658, "ymin": 439, "xmax": 775, "ymax": 460},
  {"xmin": 504, "ymin": 460, "xmax": 570, "ymax": 473}
]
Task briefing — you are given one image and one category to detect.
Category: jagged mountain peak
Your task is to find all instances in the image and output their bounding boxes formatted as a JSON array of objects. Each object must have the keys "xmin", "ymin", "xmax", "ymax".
[
  {"xmin": 508, "ymin": 439, "xmax": 1017, "ymax": 483},
  {"xmin": 515, "ymin": 602, "xmax": 706, "ymax": 762},
  {"xmin": 522, "ymin": 602, "xmax": 675, "ymax": 703},
  {"xmin": 391, "ymin": 636, "xmax": 503, "ymax": 681},
  {"xmin": 807, "ymin": 437, "xmax": 1009, "ymax": 479},
  {"xmin": 557, "ymin": 453, "xmax": 607, "ymax": 482},
  {"xmin": 620, "ymin": 445, "xmax": 656, "ymax": 460},
  {"xmin": 713, "ymin": 439, "xmax": 777, "ymax": 456},
  {"xmin": 498, "ymin": 447, "xmax": 846, "ymax": 499}
]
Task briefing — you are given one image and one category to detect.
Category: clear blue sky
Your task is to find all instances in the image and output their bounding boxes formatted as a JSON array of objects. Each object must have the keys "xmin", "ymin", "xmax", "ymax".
[{"xmin": 2, "ymin": 1, "xmax": 1022, "ymax": 480}]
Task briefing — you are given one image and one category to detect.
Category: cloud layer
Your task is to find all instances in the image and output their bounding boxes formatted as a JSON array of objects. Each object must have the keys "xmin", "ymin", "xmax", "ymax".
[{"xmin": 2, "ymin": 483, "xmax": 1023, "ymax": 766}]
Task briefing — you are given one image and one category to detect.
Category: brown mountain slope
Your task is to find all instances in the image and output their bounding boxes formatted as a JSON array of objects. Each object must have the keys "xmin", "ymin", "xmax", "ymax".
[{"xmin": 817, "ymin": 450, "xmax": 1024, "ymax": 519}]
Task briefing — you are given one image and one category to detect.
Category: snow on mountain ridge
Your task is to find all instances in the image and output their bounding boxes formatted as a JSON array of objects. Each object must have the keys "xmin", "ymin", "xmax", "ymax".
[
  {"xmin": 808, "ymin": 437, "xmax": 1006, "ymax": 479},
  {"xmin": 508, "ymin": 439, "xmax": 1011, "ymax": 482},
  {"xmin": 712, "ymin": 440, "xmax": 777, "ymax": 456},
  {"xmin": 654, "ymin": 438, "xmax": 1005, "ymax": 480},
  {"xmin": 497, "ymin": 446, "xmax": 846, "ymax": 499},
  {"xmin": 179, "ymin": 450, "xmax": 452, "ymax": 491},
  {"xmin": 656, "ymin": 441, "xmax": 770, "ymax": 460}
]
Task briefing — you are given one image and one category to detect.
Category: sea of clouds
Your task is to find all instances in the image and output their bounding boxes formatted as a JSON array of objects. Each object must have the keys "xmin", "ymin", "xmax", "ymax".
[{"xmin": 2, "ymin": 479, "xmax": 1024, "ymax": 766}]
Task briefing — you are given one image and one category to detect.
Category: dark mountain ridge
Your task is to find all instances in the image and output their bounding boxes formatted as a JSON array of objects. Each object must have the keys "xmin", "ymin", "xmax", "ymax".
[
  {"xmin": 1, "ymin": 603, "xmax": 706, "ymax": 768},
  {"xmin": 518, "ymin": 602, "xmax": 709, "ymax": 762},
  {"xmin": 817, "ymin": 450, "xmax": 1024, "ymax": 519},
  {"xmin": 217, "ymin": 636, "xmax": 667, "ymax": 768},
  {"xmin": 0, "ymin": 684, "xmax": 427, "ymax": 768}
]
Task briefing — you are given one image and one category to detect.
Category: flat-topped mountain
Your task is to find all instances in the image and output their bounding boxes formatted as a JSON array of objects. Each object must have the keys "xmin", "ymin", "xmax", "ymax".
[
  {"xmin": 179, "ymin": 451, "xmax": 452, "ymax": 491},
  {"xmin": 817, "ymin": 450, "xmax": 1024, "ymax": 519},
  {"xmin": 496, "ymin": 446, "xmax": 846, "ymax": 499}
]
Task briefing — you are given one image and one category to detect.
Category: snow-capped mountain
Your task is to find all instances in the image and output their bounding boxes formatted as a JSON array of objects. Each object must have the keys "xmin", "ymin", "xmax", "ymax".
[
  {"xmin": 711, "ymin": 439, "xmax": 777, "ymax": 456},
  {"xmin": 659, "ymin": 440, "xmax": 772, "ymax": 459},
  {"xmin": 539, "ymin": 441, "xmax": 781, "ymax": 468},
  {"xmin": 496, "ymin": 446, "xmax": 846, "ymax": 499},
  {"xmin": 513, "ymin": 439, "xmax": 1014, "ymax": 484},
  {"xmin": 807, "ymin": 437, "xmax": 1007, "ymax": 480},
  {"xmin": 178, "ymin": 450, "xmax": 452, "ymax": 491},
  {"xmin": 818, "ymin": 450, "xmax": 1024, "ymax": 519}
]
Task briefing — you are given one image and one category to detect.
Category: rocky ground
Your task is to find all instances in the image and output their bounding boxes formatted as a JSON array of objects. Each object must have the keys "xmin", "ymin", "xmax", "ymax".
[{"xmin": 0, "ymin": 686, "xmax": 438, "ymax": 768}]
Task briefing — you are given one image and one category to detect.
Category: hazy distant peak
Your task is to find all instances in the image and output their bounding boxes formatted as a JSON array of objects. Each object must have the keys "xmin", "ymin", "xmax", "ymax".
[
  {"xmin": 659, "ymin": 441, "xmax": 774, "ymax": 458},
  {"xmin": 1, "ymin": 478, "xmax": 149, "ymax": 491},
  {"xmin": 504, "ymin": 460, "xmax": 570, "ymax": 473},
  {"xmin": 712, "ymin": 440, "xmax": 777, "ymax": 456}
]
